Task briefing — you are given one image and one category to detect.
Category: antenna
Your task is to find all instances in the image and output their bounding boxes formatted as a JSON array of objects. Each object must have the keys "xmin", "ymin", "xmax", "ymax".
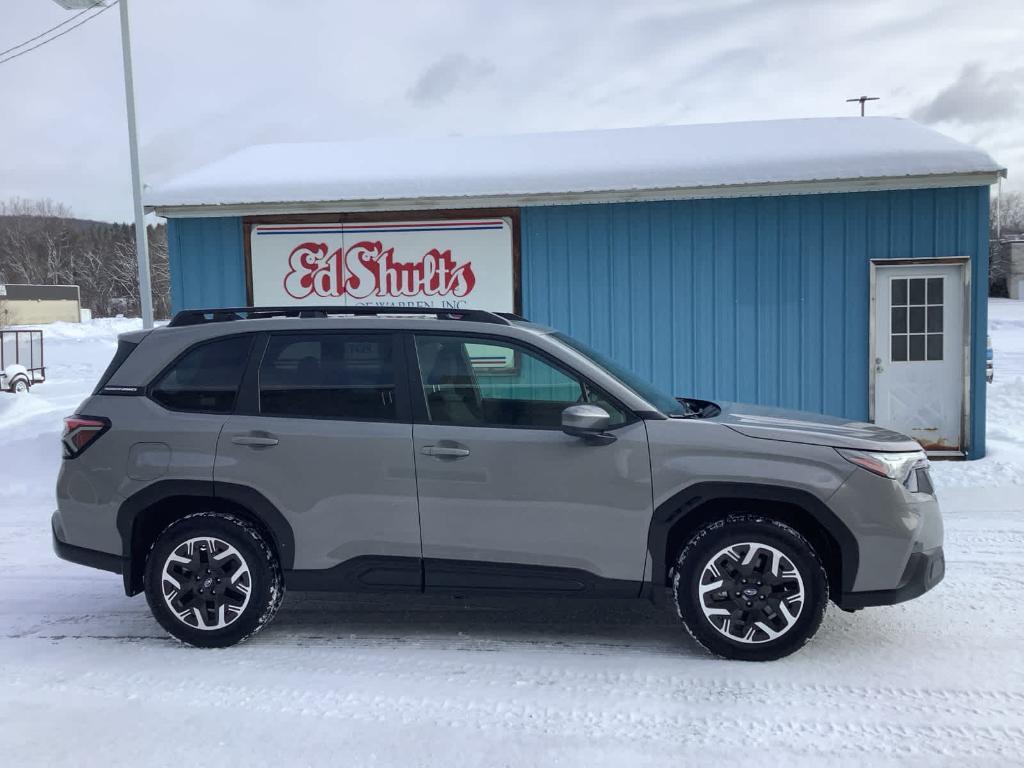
[{"xmin": 846, "ymin": 96, "xmax": 880, "ymax": 116}]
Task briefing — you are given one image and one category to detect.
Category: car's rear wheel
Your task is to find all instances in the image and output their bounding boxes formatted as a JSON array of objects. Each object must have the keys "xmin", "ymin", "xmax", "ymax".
[
  {"xmin": 144, "ymin": 512, "xmax": 283, "ymax": 647},
  {"xmin": 672, "ymin": 515, "xmax": 827, "ymax": 661}
]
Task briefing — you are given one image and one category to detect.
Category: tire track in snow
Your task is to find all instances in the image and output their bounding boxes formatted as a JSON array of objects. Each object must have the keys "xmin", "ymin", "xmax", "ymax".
[
  {"xmin": 5, "ymin": 665, "xmax": 1023, "ymax": 758},
  {"xmin": 5, "ymin": 637, "xmax": 1024, "ymax": 731}
]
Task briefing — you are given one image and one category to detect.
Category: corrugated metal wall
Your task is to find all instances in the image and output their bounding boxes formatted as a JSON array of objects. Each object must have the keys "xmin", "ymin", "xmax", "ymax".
[
  {"xmin": 167, "ymin": 217, "xmax": 247, "ymax": 311},
  {"xmin": 166, "ymin": 185, "xmax": 989, "ymax": 457},
  {"xmin": 521, "ymin": 187, "xmax": 989, "ymax": 456}
]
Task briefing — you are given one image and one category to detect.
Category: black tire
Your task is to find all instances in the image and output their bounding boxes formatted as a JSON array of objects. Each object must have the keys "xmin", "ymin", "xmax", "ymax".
[
  {"xmin": 144, "ymin": 512, "xmax": 284, "ymax": 648},
  {"xmin": 672, "ymin": 515, "xmax": 827, "ymax": 661},
  {"xmin": 9, "ymin": 375, "xmax": 29, "ymax": 394}
]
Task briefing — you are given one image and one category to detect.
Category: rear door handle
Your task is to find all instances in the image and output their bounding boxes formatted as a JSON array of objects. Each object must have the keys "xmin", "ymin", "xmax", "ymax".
[
  {"xmin": 421, "ymin": 445, "xmax": 470, "ymax": 458},
  {"xmin": 231, "ymin": 435, "xmax": 279, "ymax": 447}
]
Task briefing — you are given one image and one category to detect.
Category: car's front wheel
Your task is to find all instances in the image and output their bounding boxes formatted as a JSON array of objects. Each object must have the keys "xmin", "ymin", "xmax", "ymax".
[
  {"xmin": 144, "ymin": 512, "xmax": 284, "ymax": 647},
  {"xmin": 672, "ymin": 515, "xmax": 827, "ymax": 661}
]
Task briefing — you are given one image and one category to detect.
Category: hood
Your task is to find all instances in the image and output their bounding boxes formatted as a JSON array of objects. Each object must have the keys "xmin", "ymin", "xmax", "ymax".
[{"xmin": 709, "ymin": 401, "xmax": 922, "ymax": 452}]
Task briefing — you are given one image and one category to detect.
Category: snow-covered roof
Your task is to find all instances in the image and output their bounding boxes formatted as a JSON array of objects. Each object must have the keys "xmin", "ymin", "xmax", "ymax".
[{"xmin": 146, "ymin": 117, "xmax": 1004, "ymax": 216}]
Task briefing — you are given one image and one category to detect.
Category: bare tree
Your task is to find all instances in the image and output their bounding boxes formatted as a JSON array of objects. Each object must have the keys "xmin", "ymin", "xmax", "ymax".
[
  {"xmin": 990, "ymin": 191, "xmax": 1024, "ymax": 297},
  {"xmin": 0, "ymin": 197, "xmax": 172, "ymax": 318},
  {"xmin": 148, "ymin": 224, "xmax": 171, "ymax": 319},
  {"xmin": 991, "ymin": 191, "xmax": 1024, "ymax": 238},
  {"xmin": 0, "ymin": 197, "xmax": 72, "ymax": 219}
]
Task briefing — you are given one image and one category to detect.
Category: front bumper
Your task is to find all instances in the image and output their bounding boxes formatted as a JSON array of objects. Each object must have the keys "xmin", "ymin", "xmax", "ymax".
[
  {"xmin": 52, "ymin": 510, "xmax": 124, "ymax": 575},
  {"xmin": 837, "ymin": 546, "xmax": 945, "ymax": 610}
]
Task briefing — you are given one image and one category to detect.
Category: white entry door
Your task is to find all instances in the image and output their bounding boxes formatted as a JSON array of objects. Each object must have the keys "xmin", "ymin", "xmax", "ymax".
[{"xmin": 873, "ymin": 261, "xmax": 966, "ymax": 453}]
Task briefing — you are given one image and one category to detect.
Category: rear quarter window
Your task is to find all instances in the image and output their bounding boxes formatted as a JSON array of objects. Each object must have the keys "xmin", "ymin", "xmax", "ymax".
[
  {"xmin": 150, "ymin": 335, "xmax": 254, "ymax": 413},
  {"xmin": 92, "ymin": 339, "xmax": 139, "ymax": 395}
]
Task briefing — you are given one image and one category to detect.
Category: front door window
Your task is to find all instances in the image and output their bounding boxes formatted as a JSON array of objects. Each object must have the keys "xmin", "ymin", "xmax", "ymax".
[{"xmin": 412, "ymin": 335, "xmax": 625, "ymax": 428}]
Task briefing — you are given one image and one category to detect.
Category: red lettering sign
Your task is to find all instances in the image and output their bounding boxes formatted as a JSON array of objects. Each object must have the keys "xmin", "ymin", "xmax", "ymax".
[{"xmin": 283, "ymin": 240, "xmax": 476, "ymax": 300}]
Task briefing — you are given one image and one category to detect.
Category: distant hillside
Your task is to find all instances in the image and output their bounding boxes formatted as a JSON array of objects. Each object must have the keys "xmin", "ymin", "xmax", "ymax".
[{"xmin": 0, "ymin": 198, "xmax": 169, "ymax": 319}]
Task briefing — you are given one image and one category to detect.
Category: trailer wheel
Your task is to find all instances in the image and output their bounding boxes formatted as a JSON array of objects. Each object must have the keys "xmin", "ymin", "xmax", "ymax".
[{"xmin": 9, "ymin": 375, "xmax": 29, "ymax": 394}]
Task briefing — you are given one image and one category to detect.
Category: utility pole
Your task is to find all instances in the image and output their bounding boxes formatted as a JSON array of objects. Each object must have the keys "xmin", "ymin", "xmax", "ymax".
[
  {"xmin": 118, "ymin": 0, "xmax": 153, "ymax": 328},
  {"xmin": 846, "ymin": 96, "xmax": 880, "ymax": 117},
  {"xmin": 52, "ymin": 0, "xmax": 153, "ymax": 328}
]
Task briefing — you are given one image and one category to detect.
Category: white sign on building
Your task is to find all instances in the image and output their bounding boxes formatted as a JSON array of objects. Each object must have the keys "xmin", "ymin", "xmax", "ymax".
[{"xmin": 249, "ymin": 218, "xmax": 515, "ymax": 312}]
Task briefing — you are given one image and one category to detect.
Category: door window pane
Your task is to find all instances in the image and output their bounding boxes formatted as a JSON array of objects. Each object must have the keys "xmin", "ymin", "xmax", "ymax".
[
  {"xmin": 927, "ymin": 334, "xmax": 943, "ymax": 361},
  {"xmin": 908, "ymin": 334, "xmax": 926, "ymax": 361},
  {"xmin": 151, "ymin": 335, "xmax": 253, "ymax": 413},
  {"xmin": 891, "ymin": 334, "xmax": 907, "ymax": 362},
  {"xmin": 891, "ymin": 278, "xmax": 907, "ymax": 305},
  {"xmin": 927, "ymin": 306, "xmax": 943, "ymax": 333},
  {"xmin": 908, "ymin": 278, "xmax": 926, "ymax": 305},
  {"xmin": 414, "ymin": 335, "xmax": 624, "ymax": 429},
  {"xmin": 259, "ymin": 334, "xmax": 397, "ymax": 421},
  {"xmin": 908, "ymin": 306, "xmax": 925, "ymax": 333},
  {"xmin": 927, "ymin": 277, "xmax": 943, "ymax": 304},
  {"xmin": 891, "ymin": 307, "xmax": 907, "ymax": 333}
]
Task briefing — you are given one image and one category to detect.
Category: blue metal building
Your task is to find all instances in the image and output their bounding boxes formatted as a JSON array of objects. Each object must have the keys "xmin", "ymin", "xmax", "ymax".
[{"xmin": 147, "ymin": 118, "xmax": 1004, "ymax": 458}]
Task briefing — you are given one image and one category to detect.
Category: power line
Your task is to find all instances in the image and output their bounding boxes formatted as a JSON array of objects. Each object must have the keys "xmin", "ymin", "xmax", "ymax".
[
  {"xmin": 0, "ymin": 0, "xmax": 108, "ymax": 58},
  {"xmin": 0, "ymin": 1, "xmax": 118, "ymax": 67}
]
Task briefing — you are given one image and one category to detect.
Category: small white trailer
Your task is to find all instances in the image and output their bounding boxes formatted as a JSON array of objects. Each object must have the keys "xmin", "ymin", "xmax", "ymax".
[{"xmin": 0, "ymin": 329, "xmax": 46, "ymax": 393}]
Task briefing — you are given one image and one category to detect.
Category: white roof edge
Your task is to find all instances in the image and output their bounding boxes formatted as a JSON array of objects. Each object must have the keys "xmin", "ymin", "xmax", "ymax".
[
  {"xmin": 146, "ymin": 118, "xmax": 1005, "ymax": 214},
  {"xmin": 150, "ymin": 171, "xmax": 1003, "ymax": 219}
]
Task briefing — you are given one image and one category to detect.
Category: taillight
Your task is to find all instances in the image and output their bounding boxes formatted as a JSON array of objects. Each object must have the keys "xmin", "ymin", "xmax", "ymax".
[{"xmin": 62, "ymin": 415, "xmax": 110, "ymax": 459}]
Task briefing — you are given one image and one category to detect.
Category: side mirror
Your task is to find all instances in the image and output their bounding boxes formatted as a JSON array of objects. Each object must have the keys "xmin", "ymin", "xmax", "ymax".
[{"xmin": 561, "ymin": 404, "xmax": 616, "ymax": 445}]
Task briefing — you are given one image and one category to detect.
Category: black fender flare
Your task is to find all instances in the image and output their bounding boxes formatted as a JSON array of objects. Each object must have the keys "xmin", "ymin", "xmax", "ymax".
[
  {"xmin": 116, "ymin": 479, "xmax": 296, "ymax": 595},
  {"xmin": 646, "ymin": 481, "xmax": 859, "ymax": 593}
]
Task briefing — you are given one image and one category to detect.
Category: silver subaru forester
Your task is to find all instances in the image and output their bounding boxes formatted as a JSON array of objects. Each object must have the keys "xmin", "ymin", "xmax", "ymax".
[{"xmin": 53, "ymin": 306, "xmax": 944, "ymax": 661}]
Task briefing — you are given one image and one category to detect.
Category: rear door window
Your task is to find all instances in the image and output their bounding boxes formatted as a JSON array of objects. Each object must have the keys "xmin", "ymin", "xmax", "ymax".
[
  {"xmin": 151, "ymin": 335, "xmax": 254, "ymax": 413},
  {"xmin": 259, "ymin": 333, "xmax": 398, "ymax": 421}
]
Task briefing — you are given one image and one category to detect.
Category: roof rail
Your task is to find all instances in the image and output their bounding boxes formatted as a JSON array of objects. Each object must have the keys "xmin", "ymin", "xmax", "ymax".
[{"xmin": 167, "ymin": 305, "xmax": 517, "ymax": 328}]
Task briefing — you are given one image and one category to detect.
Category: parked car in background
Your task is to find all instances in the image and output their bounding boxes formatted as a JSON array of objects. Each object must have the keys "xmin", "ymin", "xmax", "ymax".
[
  {"xmin": 0, "ymin": 329, "xmax": 45, "ymax": 393},
  {"xmin": 53, "ymin": 306, "xmax": 944, "ymax": 661}
]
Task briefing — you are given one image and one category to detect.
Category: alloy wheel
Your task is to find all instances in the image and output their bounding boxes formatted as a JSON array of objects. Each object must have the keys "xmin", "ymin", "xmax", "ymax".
[
  {"xmin": 697, "ymin": 541, "xmax": 805, "ymax": 644},
  {"xmin": 161, "ymin": 536, "xmax": 252, "ymax": 630}
]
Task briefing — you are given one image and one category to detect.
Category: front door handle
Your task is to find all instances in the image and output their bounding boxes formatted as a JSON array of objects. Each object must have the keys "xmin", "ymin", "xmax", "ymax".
[
  {"xmin": 421, "ymin": 444, "xmax": 470, "ymax": 458},
  {"xmin": 231, "ymin": 435, "xmax": 279, "ymax": 447}
]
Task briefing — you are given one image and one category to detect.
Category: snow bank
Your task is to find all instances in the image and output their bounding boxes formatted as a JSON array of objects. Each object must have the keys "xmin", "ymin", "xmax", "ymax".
[
  {"xmin": 35, "ymin": 317, "xmax": 143, "ymax": 340},
  {"xmin": 145, "ymin": 117, "xmax": 1003, "ymax": 210}
]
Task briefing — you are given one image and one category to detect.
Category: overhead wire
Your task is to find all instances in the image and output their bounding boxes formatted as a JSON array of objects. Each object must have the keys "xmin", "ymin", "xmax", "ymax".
[{"xmin": 0, "ymin": 0, "xmax": 118, "ymax": 67}]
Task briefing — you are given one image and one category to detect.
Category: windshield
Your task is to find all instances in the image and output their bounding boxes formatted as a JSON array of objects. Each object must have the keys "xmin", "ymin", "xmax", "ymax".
[{"xmin": 550, "ymin": 332, "xmax": 687, "ymax": 417}]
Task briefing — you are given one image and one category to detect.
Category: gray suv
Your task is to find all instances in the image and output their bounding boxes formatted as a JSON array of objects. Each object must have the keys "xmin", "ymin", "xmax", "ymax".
[{"xmin": 53, "ymin": 307, "xmax": 944, "ymax": 661}]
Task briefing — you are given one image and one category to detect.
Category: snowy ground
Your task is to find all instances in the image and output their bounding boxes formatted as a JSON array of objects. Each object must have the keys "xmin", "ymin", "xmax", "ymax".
[{"xmin": 2, "ymin": 304, "xmax": 1024, "ymax": 766}]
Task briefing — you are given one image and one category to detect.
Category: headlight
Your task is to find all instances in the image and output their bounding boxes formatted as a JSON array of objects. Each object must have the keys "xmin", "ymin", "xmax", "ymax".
[{"xmin": 836, "ymin": 448, "xmax": 928, "ymax": 485}]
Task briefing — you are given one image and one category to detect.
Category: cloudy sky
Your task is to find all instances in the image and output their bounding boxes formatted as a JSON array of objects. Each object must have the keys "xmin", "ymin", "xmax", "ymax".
[{"xmin": 1, "ymin": 0, "xmax": 1021, "ymax": 223}]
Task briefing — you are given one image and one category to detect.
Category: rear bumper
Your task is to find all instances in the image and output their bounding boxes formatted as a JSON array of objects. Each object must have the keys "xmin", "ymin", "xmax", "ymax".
[
  {"xmin": 837, "ymin": 546, "xmax": 945, "ymax": 610},
  {"xmin": 52, "ymin": 510, "xmax": 123, "ymax": 575}
]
